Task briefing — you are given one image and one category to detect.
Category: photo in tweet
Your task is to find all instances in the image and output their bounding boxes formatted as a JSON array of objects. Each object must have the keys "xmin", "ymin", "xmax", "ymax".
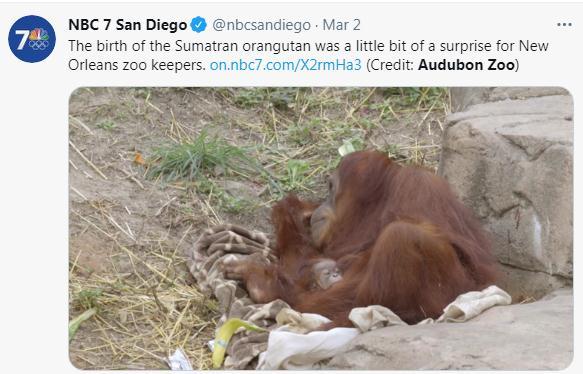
[{"xmin": 68, "ymin": 87, "xmax": 573, "ymax": 370}]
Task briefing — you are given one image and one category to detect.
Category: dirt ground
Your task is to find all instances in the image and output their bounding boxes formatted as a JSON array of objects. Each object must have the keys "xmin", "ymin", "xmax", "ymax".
[{"xmin": 68, "ymin": 87, "xmax": 449, "ymax": 369}]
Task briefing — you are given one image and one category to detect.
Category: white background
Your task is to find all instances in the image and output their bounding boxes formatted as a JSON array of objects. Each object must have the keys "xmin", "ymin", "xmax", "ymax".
[{"xmin": 0, "ymin": 2, "xmax": 580, "ymax": 373}]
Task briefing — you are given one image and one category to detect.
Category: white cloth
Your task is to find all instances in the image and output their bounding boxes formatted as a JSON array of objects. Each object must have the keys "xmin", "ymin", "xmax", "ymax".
[
  {"xmin": 257, "ymin": 328, "xmax": 360, "ymax": 370},
  {"xmin": 435, "ymin": 285, "xmax": 512, "ymax": 323},
  {"xmin": 257, "ymin": 285, "xmax": 511, "ymax": 369}
]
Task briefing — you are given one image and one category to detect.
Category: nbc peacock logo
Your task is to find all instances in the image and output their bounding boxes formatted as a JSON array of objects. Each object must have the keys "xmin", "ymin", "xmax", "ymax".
[
  {"xmin": 8, "ymin": 15, "xmax": 56, "ymax": 63},
  {"xmin": 28, "ymin": 28, "xmax": 50, "ymax": 50}
]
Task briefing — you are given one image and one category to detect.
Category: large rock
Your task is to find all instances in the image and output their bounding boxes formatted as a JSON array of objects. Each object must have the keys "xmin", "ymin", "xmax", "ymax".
[
  {"xmin": 450, "ymin": 87, "xmax": 570, "ymax": 112},
  {"xmin": 327, "ymin": 289, "xmax": 572, "ymax": 370},
  {"xmin": 438, "ymin": 88, "xmax": 573, "ymax": 300}
]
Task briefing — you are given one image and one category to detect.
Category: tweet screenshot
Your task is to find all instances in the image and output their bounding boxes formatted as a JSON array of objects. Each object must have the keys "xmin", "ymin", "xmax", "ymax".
[{"xmin": 1, "ymin": 0, "xmax": 580, "ymax": 372}]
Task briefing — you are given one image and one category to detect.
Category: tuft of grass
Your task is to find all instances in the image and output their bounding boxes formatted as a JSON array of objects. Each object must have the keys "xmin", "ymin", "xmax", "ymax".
[
  {"xmin": 282, "ymin": 159, "xmax": 310, "ymax": 191},
  {"xmin": 146, "ymin": 131, "xmax": 273, "ymax": 185},
  {"xmin": 75, "ymin": 288, "xmax": 103, "ymax": 309},
  {"xmin": 97, "ymin": 120, "xmax": 116, "ymax": 130}
]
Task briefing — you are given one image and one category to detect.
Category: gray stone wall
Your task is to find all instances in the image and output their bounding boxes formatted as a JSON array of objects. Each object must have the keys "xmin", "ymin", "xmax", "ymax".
[{"xmin": 439, "ymin": 87, "xmax": 573, "ymax": 300}]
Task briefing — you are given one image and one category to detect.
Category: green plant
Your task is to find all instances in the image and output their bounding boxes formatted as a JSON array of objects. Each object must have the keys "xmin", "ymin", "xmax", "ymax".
[
  {"xmin": 233, "ymin": 88, "xmax": 269, "ymax": 108},
  {"xmin": 266, "ymin": 88, "xmax": 298, "ymax": 110},
  {"xmin": 282, "ymin": 159, "xmax": 310, "ymax": 191},
  {"xmin": 76, "ymin": 288, "xmax": 103, "ymax": 309},
  {"xmin": 288, "ymin": 120, "xmax": 320, "ymax": 146},
  {"xmin": 146, "ymin": 131, "xmax": 270, "ymax": 184},
  {"xmin": 97, "ymin": 120, "xmax": 116, "ymax": 130}
]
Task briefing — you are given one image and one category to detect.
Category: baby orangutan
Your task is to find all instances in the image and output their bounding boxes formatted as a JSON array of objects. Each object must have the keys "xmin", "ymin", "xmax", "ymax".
[
  {"xmin": 309, "ymin": 258, "xmax": 343, "ymax": 290},
  {"xmin": 223, "ymin": 255, "xmax": 343, "ymax": 302}
]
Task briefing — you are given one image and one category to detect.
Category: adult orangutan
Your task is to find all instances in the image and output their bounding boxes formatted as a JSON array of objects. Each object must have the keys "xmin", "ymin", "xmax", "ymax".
[{"xmin": 223, "ymin": 150, "xmax": 497, "ymax": 328}]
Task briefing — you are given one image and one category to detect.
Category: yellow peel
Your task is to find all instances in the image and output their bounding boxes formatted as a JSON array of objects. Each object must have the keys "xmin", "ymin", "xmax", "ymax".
[
  {"xmin": 68, "ymin": 307, "xmax": 97, "ymax": 341},
  {"xmin": 212, "ymin": 318, "xmax": 267, "ymax": 368}
]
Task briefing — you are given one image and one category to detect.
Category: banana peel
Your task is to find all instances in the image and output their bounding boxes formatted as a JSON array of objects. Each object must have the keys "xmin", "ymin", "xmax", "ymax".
[
  {"xmin": 69, "ymin": 307, "xmax": 97, "ymax": 341},
  {"xmin": 212, "ymin": 318, "xmax": 267, "ymax": 368}
]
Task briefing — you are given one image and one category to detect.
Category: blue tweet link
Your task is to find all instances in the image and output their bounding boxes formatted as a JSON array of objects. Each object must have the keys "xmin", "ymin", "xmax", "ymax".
[{"xmin": 8, "ymin": 15, "xmax": 56, "ymax": 63}]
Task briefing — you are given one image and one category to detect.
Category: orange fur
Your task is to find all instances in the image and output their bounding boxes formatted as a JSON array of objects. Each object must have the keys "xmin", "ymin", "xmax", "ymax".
[{"xmin": 233, "ymin": 150, "xmax": 498, "ymax": 327}]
